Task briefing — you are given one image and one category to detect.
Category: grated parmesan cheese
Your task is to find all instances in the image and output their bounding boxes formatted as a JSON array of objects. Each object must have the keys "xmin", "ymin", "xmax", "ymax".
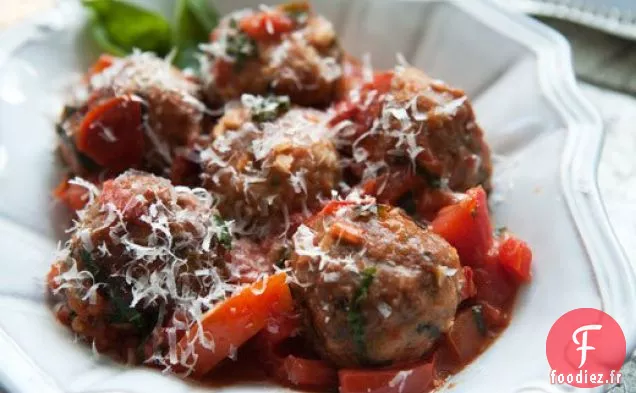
[
  {"xmin": 51, "ymin": 171, "xmax": 242, "ymax": 374},
  {"xmin": 377, "ymin": 301, "xmax": 393, "ymax": 318},
  {"xmin": 389, "ymin": 370, "xmax": 413, "ymax": 393}
]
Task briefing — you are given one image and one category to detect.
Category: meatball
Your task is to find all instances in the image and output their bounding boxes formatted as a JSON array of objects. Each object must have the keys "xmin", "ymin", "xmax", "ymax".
[
  {"xmin": 331, "ymin": 66, "xmax": 492, "ymax": 195},
  {"xmin": 201, "ymin": 2, "xmax": 343, "ymax": 107},
  {"xmin": 47, "ymin": 171, "xmax": 233, "ymax": 363},
  {"xmin": 288, "ymin": 200, "xmax": 463, "ymax": 367},
  {"xmin": 58, "ymin": 52, "xmax": 206, "ymax": 176},
  {"xmin": 199, "ymin": 97, "xmax": 340, "ymax": 234}
]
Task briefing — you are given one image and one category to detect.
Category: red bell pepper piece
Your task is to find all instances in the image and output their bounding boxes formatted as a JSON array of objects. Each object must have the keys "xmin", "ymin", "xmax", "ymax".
[
  {"xmin": 240, "ymin": 11, "xmax": 294, "ymax": 41},
  {"xmin": 431, "ymin": 186, "xmax": 493, "ymax": 267},
  {"xmin": 339, "ymin": 361, "xmax": 435, "ymax": 393}
]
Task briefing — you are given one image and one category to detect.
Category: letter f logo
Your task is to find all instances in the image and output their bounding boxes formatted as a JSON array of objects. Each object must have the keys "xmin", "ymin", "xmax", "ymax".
[{"xmin": 572, "ymin": 324, "xmax": 602, "ymax": 368}]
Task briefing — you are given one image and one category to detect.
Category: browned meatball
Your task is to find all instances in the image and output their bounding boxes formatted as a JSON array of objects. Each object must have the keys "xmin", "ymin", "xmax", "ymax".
[
  {"xmin": 201, "ymin": 2, "xmax": 343, "ymax": 107},
  {"xmin": 58, "ymin": 52, "xmax": 206, "ymax": 176},
  {"xmin": 289, "ymin": 200, "xmax": 463, "ymax": 367},
  {"xmin": 199, "ymin": 97, "xmax": 340, "ymax": 234},
  {"xmin": 47, "ymin": 171, "xmax": 233, "ymax": 364},
  {"xmin": 331, "ymin": 66, "xmax": 492, "ymax": 194}
]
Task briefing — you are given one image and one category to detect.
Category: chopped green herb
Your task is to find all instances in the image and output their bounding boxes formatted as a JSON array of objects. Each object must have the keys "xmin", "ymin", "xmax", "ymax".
[
  {"xmin": 61, "ymin": 105, "xmax": 79, "ymax": 120},
  {"xmin": 396, "ymin": 191, "xmax": 416, "ymax": 216},
  {"xmin": 136, "ymin": 303, "xmax": 165, "ymax": 360},
  {"xmin": 286, "ymin": 9, "xmax": 308, "ymax": 24},
  {"xmin": 348, "ymin": 267, "xmax": 376, "ymax": 361},
  {"xmin": 494, "ymin": 226, "xmax": 508, "ymax": 238},
  {"xmin": 108, "ymin": 287, "xmax": 145, "ymax": 329},
  {"xmin": 225, "ymin": 20, "xmax": 257, "ymax": 70},
  {"xmin": 472, "ymin": 305, "xmax": 487, "ymax": 336},
  {"xmin": 416, "ymin": 322, "xmax": 441, "ymax": 339},
  {"xmin": 55, "ymin": 122, "xmax": 67, "ymax": 140},
  {"xmin": 415, "ymin": 165, "xmax": 442, "ymax": 189},
  {"xmin": 213, "ymin": 215, "xmax": 233, "ymax": 249},
  {"xmin": 276, "ymin": 247, "xmax": 290, "ymax": 269},
  {"xmin": 79, "ymin": 249, "xmax": 100, "ymax": 277},
  {"xmin": 281, "ymin": 1, "xmax": 309, "ymax": 23},
  {"xmin": 250, "ymin": 95, "xmax": 291, "ymax": 123}
]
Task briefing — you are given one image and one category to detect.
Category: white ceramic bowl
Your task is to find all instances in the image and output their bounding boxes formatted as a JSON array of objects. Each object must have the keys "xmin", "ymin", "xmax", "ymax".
[{"xmin": 0, "ymin": 1, "xmax": 633, "ymax": 392}]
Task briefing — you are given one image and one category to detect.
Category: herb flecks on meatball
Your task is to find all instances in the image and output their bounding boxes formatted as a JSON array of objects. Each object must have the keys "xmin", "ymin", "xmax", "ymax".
[
  {"xmin": 288, "ymin": 200, "xmax": 462, "ymax": 368},
  {"xmin": 47, "ymin": 171, "xmax": 234, "ymax": 369},
  {"xmin": 58, "ymin": 52, "xmax": 206, "ymax": 176},
  {"xmin": 199, "ymin": 96, "xmax": 341, "ymax": 235},
  {"xmin": 201, "ymin": 2, "xmax": 343, "ymax": 107},
  {"xmin": 330, "ymin": 66, "xmax": 492, "ymax": 202}
]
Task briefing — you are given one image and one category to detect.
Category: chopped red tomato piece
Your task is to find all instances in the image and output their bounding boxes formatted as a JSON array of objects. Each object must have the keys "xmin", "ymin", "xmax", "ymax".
[
  {"xmin": 240, "ymin": 11, "xmax": 295, "ymax": 40},
  {"xmin": 430, "ymin": 186, "xmax": 492, "ymax": 267},
  {"xmin": 371, "ymin": 71, "xmax": 394, "ymax": 94},
  {"xmin": 88, "ymin": 54, "xmax": 116, "ymax": 78},
  {"xmin": 329, "ymin": 71, "xmax": 393, "ymax": 136},
  {"xmin": 472, "ymin": 259, "xmax": 516, "ymax": 309},
  {"xmin": 328, "ymin": 100, "xmax": 358, "ymax": 128},
  {"xmin": 75, "ymin": 95, "xmax": 144, "ymax": 172},
  {"xmin": 360, "ymin": 169, "xmax": 422, "ymax": 205},
  {"xmin": 53, "ymin": 177, "xmax": 90, "ymax": 211},
  {"xmin": 460, "ymin": 266, "xmax": 477, "ymax": 301},
  {"xmin": 46, "ymin": 263, "xmax": 63, "ymax": 291},
  {"xmin": 416, "ymin": 189, "xmax": 461, "ymax": 222},
  {"xmin": 498, "ymin": 235, "xmax": 532, "ymax": 282},
  {"xmin": 319, "ymin": 200, "xmax": 355, "ymax": 216},
  {"xmin": 282, "ymin": 356, "xmax": 338, "ymax": 389},
  {"xmin": 479, "ymin": 301, "xmax": 510, "ymax": 329},
  {"xmin": 339, "ymin": 361, "xmax": 434, "ymax": 393},
  {"xmin": 260, "ymin": 349, "xmax": 338, "ymax": 391},
  {"xmin": 255, "ymin": 313, "xmax": 336, "ymax": 391}
]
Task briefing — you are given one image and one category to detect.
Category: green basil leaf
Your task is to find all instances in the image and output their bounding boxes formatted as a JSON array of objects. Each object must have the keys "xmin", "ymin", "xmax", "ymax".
[
  {"xmin": 86, "ymin": 15, "xmax": 127, "ymax": 56},
  {"xmin": 82, "ymin": 0, "xmax": 173, "ymax": 56},
  {"xmin": 185, "ymin": 0, "xmax": 219, "ymax": 33},
  {"xmin": 347, "ymin": 267, "xmax": 377, "ymax": 363},
  {"xmin": 174, "ymin": 0, "xmax": 219, "ymax": 69}
]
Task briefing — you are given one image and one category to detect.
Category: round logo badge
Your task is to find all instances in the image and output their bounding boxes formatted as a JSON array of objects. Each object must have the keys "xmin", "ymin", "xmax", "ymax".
[{"xmin": 546, "ymin": 308, "xmax": 626, "ymax": 388}]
